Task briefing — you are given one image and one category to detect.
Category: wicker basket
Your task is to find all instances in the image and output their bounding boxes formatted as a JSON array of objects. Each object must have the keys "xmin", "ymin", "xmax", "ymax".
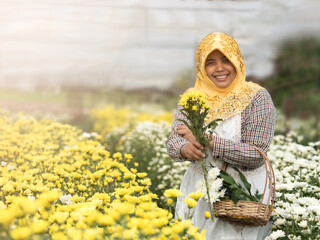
[{"xmin": 213, "ymin": 147, "xmax": 275, "ymax": 226}]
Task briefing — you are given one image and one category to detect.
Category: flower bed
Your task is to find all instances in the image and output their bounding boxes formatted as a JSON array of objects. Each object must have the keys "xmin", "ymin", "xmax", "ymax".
[
  {"xmin": 266, "ymin": 134, "xmax": 320, "ymax": 240},
  {"xmin": 0, "ymin": 109, "xmax": 204, "ymax": 240}
]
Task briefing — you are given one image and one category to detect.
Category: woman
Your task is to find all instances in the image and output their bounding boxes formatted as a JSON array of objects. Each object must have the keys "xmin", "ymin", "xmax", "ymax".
[{"xmin": 166, "ymin": 33, "xmax": 277, "ymax": 239}]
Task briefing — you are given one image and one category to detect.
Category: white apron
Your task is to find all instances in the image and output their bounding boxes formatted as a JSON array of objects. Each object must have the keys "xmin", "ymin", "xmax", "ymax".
[{"xmin": 175, "ymin": 114, "xmax": 272, "ymax": 240}]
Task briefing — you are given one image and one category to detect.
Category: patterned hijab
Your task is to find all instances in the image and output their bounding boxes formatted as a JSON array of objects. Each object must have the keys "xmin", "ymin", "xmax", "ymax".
[{"xmin": 188, "ymin": 33, "xmax": 262, "ymax": 120}]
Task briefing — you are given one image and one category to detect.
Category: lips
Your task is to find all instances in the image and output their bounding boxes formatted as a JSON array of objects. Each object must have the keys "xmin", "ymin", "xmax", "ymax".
[{"xmin": 214, "ymin": 74, "xmax": 229, "ymax": 81}]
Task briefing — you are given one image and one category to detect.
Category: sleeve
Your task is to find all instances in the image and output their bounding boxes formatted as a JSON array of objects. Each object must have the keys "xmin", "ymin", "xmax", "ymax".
[
  {"xmin": 211, "ymin": 89, "xmax": 277, "ymax": 169},
  {"xmin": 165, "ymin": 105, "xmax": 194, "ymax": 162}
]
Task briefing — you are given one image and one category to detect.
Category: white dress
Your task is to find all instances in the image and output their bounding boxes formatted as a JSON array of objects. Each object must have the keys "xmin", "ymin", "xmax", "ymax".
[{"xmin": 175, "ymin": 114, "xmax": 272, "ymax": 240}]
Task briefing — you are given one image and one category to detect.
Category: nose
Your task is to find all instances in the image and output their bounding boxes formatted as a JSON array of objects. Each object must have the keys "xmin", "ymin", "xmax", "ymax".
[{"xmin": 215, "ymin": 61, "xmax": 224, "ymax": 72}]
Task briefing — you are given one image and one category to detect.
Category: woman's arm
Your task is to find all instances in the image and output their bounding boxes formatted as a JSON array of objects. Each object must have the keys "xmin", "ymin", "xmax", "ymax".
[
  {"xmin": 166, "ymin": 105, "xmax": 190, "ymax": 161},
  {"xmin": 210, "ymin": 89, "xmax": 277, "ymax": 169}
]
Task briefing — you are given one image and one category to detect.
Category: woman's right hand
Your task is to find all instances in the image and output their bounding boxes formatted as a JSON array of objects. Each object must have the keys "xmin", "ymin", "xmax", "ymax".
[{"xmin": 180, "ymin": 141, "xmax": 206, "ymax": 161}]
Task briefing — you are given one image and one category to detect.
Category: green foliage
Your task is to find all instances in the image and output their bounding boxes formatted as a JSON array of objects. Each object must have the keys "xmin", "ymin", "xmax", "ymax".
[
  {"xmin": 220, "ymin": 169, "xmax": 262, "ymax": 204},
  {"xmin": 268, "ymin": 38, "xmax": 320, "ymax": 106},
  {"xmin": 266, "ymin": 37, "xmax": 320, "ymax": 140}
]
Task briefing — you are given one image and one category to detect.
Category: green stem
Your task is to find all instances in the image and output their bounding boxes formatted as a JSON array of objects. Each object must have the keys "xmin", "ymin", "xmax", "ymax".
[
  {"xmin": 201, "ymin": 157, "xmax": 214, "ymax": 222},
  {"xmin": 200, "ymin": 218, "xmax": 208, "ymax": 231},
  {"xmin": 187, "ymin": 208, "xmax": 191, "ymax": 219}
]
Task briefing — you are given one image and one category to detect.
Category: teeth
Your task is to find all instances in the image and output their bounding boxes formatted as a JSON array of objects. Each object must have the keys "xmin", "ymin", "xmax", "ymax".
[{"xmin": 215, "ymin": 75, "xmax": 227, "ymax": 79}]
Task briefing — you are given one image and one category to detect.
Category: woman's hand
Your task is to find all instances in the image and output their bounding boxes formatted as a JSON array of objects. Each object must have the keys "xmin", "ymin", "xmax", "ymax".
[
  {"xmin": 178, "ymin": 125, "xmax": 205, "ymax": 161},
  {"xmin": 177, "ymin": 125, "xmax": 196, "ymax": 142},
  {"xmin": 180, "ymin": 141, "xmax": 206, "ymax": 161}
]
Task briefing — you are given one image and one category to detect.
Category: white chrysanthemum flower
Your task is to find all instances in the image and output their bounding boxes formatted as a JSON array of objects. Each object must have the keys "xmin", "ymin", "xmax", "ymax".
[
  {"xmin": 208, "ymin": 167, "xmax": 220, "ymax": 180},
  {"xmin": 210, "ymin": 178, "xmax": 223, "ymax": 192},
  {"xmin": 28, "ymin": 195, "xmax": 36, "ymax": 201},
  {"xmin": 274, "ymin": 218, "xmax": 286, "ymax": 226},
  {"xmin": 1, "ymin": 161, "xmax": 6, "ymax": 166},
  {"xmin": 219, "ymin": 188, "xmax": 226, "ymax": 198},
  {"xmin": 265, "ymin": 230, "xmax": 285, "ymax": 240},
  {"xmin": 293, "ymin": 206, "xmax": 307, "ymax": 216},
  {"xmin": 209, "ymin": 191, "xmax": 221, "ymax": 203},
  {"xmin": 91, "ymin": 132, "xmax": 98, "ymax": 137},
  {"xmin": 60, "ymin": 194, "xmax": 73, "ymax": 205},
  {"xmin": 298, "ymin": 220, "xmax": 308, "ymax": 228},
  {"xmin": 82, "ymin": 132, "xmax": 91, "ymax": 138},
  {"xmin": 196, "ymin": 173, "xmax": 224, "ymax": 203},
  {"xmin": 275, "ymin": 192, "xmax": 283, "ymax": 198},
  {"xmin": 308, "ymin": 205, "xmax": 320, "ymax": 216}
]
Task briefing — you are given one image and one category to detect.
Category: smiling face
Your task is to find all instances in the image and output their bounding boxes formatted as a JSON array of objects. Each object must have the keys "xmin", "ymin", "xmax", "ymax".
[{"xmin": 205, "ymin": 50, "xmax": 237, "ymax": 88}]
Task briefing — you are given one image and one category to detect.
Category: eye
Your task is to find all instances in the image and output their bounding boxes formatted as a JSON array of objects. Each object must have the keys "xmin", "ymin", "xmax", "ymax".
[
  {"xmin": 205, "ymin": 60, "xmax": 215, "ymax": 66},
  {"xmin": 223, "ymin": 57, "xmax": 231, "ymax": 64}
]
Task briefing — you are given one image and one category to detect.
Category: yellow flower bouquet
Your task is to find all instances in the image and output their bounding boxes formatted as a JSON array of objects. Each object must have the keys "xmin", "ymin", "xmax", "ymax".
[{"xmin": 178, "ymin": 91, "xmax": 221, "ymax": 220}]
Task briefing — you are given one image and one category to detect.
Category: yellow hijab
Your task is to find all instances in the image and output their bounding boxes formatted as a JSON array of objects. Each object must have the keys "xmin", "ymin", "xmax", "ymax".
[{"xmin": 188, "ymin": 33, "xmax": 262, "ymax": 120}]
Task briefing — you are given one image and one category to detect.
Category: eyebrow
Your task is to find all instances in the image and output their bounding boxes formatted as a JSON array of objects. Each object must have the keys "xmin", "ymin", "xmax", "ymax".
[{"xmin": 205, "ymin": 58, "xmax": 215, "ymax": 62}]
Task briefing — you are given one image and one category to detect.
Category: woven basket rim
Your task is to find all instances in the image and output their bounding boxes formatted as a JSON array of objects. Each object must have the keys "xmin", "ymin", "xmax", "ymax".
[{"xmin": 214, "ymin": 199, "xmax": 270, "ymax": 205}]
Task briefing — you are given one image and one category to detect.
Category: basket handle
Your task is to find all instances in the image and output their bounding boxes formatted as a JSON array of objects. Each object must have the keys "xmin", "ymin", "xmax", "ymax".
[
  {"xmin": 253, "ymin": 146, "xmax": 276, "ymax": 218},
  {"xmin": 220, "ymin": 146, "xmax": 276, "ymax": 217}
]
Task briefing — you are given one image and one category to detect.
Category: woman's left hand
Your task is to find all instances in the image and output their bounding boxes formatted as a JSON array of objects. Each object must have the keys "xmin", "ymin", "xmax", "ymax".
[{"xmin": 177, "ymin": 125, "xmax": 196, "ymax": 142}]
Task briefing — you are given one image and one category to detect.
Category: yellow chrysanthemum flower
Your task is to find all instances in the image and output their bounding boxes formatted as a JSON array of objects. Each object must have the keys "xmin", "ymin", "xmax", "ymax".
[
  {"xmin": 112, "ymin": 152, "xmax": 122, "ymax": 160},
  {"xmin": 83, "ymin": 229, "xmax": 102, "ymax": 240},
  {"xmin": 164, "ymin": 189, "xmax": 183, "ymax": 198},
  {"xmin": 167, "ymin": 198, "xmax": 173, "ymax": 206},
  {"xmin": 184, "ymin": 198, "xmax": 197, "ymax": 208},
  {"xmin": 67, "ymin": 228, "xmax": 83, "ymax": 240},
  {"xmin": 124, "ymin": 153, "xmax": 133, "ymax": 160},
  {"xmin": 12, "ymin": 196, "xmax": 37, "ymax": 218},
  {"xmin": 188, "ymin": 191, "xmax": 205, "ymax": 201},
  {"xmin": 123, "ymin": 229, "xmax": 137, "ymax": 239},
  {"xmin": 38, "ymin": 190, "xmax": 61, "ymax": 209},
  {"xmin": 137, "ymin": 172, "xmax": 147, "ymax": 178},
  {"xmin": 10, "ymin": 227, "xmax": 32, "ymax": 240},
  {"xmin": 152, "ymin": 218, "xmax": 169, "ymax": 228},
  {"xmin": 98, "ymin": 215, "xmax": 115, "ymax": 226},
  {"xmin": 31, "ymin": 220, "xmax": 49, "ymax": 234},
  {"xmin": 52, "ymin": 232, "xmax": 68, "ymax": 240},
  {"xmin": 140, "ymin": 178, "xmax": 151, "ymax": 186},
  {"xmin": 0, "ymin": 209, "xmax": 15, "ymax": 228}
]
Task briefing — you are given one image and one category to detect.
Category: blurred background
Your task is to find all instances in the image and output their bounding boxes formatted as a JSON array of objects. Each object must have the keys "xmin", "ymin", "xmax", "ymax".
[{"xmin": 0, "ymin": 0, "xmax": 319, "ymax": 143}]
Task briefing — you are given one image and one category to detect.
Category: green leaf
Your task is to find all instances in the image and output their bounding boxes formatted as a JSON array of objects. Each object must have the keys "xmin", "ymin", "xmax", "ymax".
[
  {"xmin": 231, "ymin": 194, "xmax": 239, "ymax": 205},
  {"xmin": 229, "ymin": 184, "xmax": 238, "ymax": 190},
  {"xmin": 234, "ymin": 168, "xmax": 252, "ymax": 195},
  {"xmin": 178, "ymin": 119, "xmax": 192, "ymax": 132},
  {"xmin": 231, "ymin": 189, "xmax": 242, "ymax": 205},
  {"xmin": 254, "ymin": 189, "xmax": 263, "ymax": 201},
  {"xmin": 220, "ymin": 170, "xmax": 237, "ymax": 185},
  {"xmin": 180, "ymin": 109, "xmax": 189, "ymax": 118},
  {"xmin": 207, "ymin": 118, "xmax": 222, "ymax": 129}
]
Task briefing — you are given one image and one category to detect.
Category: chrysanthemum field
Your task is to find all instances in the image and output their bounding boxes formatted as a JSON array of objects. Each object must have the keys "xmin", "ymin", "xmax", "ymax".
[
  {"xmin": 0, "ymin": 109, "xmax": 203, "ymax": 240},
  {"xmin": 1, "ymin": 106, "xmax": 320, "ymax": 240}
]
